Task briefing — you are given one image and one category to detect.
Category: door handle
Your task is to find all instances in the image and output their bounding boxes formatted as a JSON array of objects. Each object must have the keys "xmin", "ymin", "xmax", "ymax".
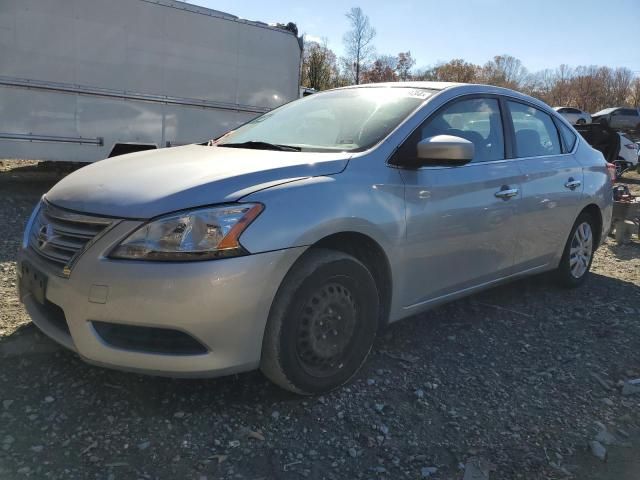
[
  {"xmin": 494, "ymin": 187, "xmax": 519, "ymax": 200},
  {"xmin": 564, "ymin": 179, "xmax": 581, "ymax": 190}
]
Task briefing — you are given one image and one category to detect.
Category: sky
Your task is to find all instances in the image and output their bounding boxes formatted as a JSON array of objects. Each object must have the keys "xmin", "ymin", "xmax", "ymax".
[{"xmin": 192, "ymin": 0, "xmax": 640, "ymax": 74}]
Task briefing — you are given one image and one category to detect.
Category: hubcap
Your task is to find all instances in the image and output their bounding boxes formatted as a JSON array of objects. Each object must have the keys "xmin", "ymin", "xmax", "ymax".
[
  {"xmin": 569, "ymin": 222, "xmax": 593, "ymax": 279},
  {"xmin": 296, "ymin": 282, "xmax": 358, "ymax": 377}
]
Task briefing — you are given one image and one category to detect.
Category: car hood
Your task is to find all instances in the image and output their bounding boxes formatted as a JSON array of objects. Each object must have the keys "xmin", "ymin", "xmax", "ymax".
[{"xmin": 46, "ymin": 144, "xmax": 350, "ymax": 218}]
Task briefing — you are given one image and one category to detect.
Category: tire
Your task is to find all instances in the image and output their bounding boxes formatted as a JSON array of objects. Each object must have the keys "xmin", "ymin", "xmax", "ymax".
[
  {"xmin": 261, "ymin": 249, "xmax": 379, "ymax": 395},
  {"xmin": 555, "ymin": 212, "xmax": 597, "ymax": 288}
]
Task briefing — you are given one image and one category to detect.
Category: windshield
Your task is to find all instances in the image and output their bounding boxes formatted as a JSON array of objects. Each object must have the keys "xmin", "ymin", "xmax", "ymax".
[{"xmin": 217, "ymin": 87, "xmax": 433, "ymax": 152}]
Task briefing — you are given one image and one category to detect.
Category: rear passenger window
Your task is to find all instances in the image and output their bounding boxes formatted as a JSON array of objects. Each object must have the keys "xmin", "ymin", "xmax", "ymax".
[
  {"xmin": 398, "ymin": 97, "xmax": 505, "ymax": 163},
  {"xmin": 557, "ymin": 121, "xmax": 577, "ymax": 153},
  {"xmin": 508, "ymin": 101, "xmax": 561, "ymax": 157}
]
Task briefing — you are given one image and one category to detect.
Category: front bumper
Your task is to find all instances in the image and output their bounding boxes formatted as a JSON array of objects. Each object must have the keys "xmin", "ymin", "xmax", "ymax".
[{"xmin": 17, "ymin": 220, "xmax": 305, "ymax": 377}]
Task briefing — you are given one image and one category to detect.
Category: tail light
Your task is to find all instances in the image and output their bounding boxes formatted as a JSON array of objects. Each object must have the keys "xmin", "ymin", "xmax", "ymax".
[{"xmin": 606, "ymin": 162, "xmax": 616, "ymax": 182}]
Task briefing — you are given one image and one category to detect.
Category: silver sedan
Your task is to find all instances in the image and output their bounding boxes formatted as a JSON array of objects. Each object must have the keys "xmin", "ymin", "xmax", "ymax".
[{"xmin": 18, "ymin": 82, "xmax": 613, "ymax": 394}]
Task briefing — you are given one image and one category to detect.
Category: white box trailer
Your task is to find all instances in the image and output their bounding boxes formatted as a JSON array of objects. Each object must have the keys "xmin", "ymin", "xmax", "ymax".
[{"xmin": 0, "ymin": 0, "xmax": 302, "ymax": 162}]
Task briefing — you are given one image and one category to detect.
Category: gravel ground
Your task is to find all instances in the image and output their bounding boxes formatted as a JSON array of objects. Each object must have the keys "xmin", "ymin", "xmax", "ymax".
[{"xmin": 0, "ymin": 159, "xmax": 639, "ymax": 480}]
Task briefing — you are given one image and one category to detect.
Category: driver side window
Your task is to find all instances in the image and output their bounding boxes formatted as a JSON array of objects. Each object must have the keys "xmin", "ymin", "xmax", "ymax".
[
  {"xmin": 508, "ymin": 101, "xmax": 561, "ymax": 158},
  {"xmin": 395, "ymin": 97, "xmax": 505, "ymax": 164}
]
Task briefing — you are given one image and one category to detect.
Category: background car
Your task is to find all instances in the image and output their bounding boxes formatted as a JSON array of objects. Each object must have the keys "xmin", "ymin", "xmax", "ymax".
[
  {"xmin": 614, "ymin": 132, "xmax": 640, "ymax": 177},
  {"xmin": 553, "ymin": 107, "xmax": 591, "ymax": 125},
  {"xmin": 592, "ymin": 107, "xmax": 640, "ymax": 131}
]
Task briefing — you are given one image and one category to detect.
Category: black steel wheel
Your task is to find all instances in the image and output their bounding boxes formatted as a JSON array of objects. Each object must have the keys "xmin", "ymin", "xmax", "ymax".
[{"xmin": 261, "ymin": 249, "xmax": 379, "ymax": 395}]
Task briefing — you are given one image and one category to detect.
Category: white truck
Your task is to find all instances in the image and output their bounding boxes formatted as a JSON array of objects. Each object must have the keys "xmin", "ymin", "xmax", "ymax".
[{"xmin": 0, "ymin": 0, "xmax": 302, "ymax": 162}]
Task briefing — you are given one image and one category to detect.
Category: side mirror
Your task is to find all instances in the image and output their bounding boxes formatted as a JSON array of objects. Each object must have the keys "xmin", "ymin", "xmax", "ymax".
[{"xmin": 414, "ymin": 135, "xmax": 474, "ymax": 167}]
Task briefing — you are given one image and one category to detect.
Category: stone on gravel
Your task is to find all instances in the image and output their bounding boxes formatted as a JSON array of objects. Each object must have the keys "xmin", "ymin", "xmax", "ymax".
[
  {"xmin": 2, "ymin": 400, "xmax": 13, "ymax": 410},
  {"xmin": 595, "ymin": 429, "xmax": 617, "ymax": 446},
  {"xmin": 421, "ymin": 466, "xmax": 438, "ymax": 477},
  {"xmin": 138, "ymin": 441, "xmax": 151, "ymax": 450},
  {"xmin": 589, "ymin": 440, "xmax": 607, "ymax": 461}
]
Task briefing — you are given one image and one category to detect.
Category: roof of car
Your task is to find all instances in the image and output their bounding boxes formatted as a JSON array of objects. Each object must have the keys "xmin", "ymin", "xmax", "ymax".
[
  {"xmin": 332, "ymin": 81, "xmax": 559, "ymax": 115},
  {"xmin": 593, "ymin": 107, "xmax": 617, "ymax": 115},
  {"xmin": 339, "ymin": 81, "xmax": 464, "ymax": 91}
]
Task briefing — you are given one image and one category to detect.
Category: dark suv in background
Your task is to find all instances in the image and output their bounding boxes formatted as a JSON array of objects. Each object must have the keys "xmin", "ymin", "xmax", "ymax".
[{"xmin": 592, "ymin": 107, "xmax": 640, "ymax": 131}]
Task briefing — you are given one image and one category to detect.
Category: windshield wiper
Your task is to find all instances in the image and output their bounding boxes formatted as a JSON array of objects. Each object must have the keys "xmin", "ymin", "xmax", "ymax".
[{"xmin": 217, "ymin": 141, "xmax": 301, "ymax": 152}]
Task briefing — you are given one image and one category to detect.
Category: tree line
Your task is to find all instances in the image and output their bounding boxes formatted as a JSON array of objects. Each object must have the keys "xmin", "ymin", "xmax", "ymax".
[{"xmin": 301, "ymin": 7, "xmax": 640, "ymax": 113}]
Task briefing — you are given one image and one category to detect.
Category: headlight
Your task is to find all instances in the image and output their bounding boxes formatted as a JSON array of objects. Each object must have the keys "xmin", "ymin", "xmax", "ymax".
[{"xmin": 109, "ymin": 203, "xmax": 263, "ymax": 261}]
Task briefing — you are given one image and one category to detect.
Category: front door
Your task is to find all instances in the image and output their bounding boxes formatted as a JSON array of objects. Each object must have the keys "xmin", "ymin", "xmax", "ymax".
[{"xmin": 393, "ymin": 96, "xmax": 522, "ymax": 309}]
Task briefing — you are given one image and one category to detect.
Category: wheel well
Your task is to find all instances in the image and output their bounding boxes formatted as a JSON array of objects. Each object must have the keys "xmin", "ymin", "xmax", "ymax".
[
  {"xmin": 310, "ymin": 232, "xmax": 392, "ymax": 328},
  {"xmin": 108, "ymin": 143, "xmax": 157, "ymax": 158},
  {"xmin": 582, "ymin": 204, "xmax": 603, "ymax": 248}
]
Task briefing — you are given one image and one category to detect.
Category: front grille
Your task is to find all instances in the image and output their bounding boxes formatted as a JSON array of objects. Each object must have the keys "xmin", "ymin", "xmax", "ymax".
[{"xmin": 28, "ymin": 201, "xmax": 115, "ymax": 276}]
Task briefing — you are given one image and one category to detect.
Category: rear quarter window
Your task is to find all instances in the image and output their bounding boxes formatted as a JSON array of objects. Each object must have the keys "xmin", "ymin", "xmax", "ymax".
[{"xmin": 556, "ymin": 121, "xmax": 577, "ymax": 153}]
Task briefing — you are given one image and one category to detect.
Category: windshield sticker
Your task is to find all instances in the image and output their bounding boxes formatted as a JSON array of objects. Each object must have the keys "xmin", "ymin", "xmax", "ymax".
[{"xmin": 407, "ymin": 89, "xmax": 430, "ymax": 98}]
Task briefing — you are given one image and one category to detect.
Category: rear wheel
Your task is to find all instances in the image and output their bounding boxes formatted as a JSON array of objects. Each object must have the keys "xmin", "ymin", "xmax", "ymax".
[
  {"xmin": 555, "ymin": 212, "xmax": 596, "ymax": 288},
  {"xmin": 261, "ymin": 249, "xmax": 379, "ymax": 395}
]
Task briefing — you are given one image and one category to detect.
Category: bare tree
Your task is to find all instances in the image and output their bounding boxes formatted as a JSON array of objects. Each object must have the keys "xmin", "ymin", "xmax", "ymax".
[
  {"xmin": 479, "ymin": 55, "xmax": 527, "ymax": 89},
  {"xmin": 301, "ymin": 38, "xmax": 338, "ymax": 91},
  {"xmin": 629, "ymin": 78, "xmax": 640, "ymax": 108},
  {"xmin": 362, "ymin": 57, "xmax": 397, "ymax": 83},
  {"xmin": 432, "ymin": 59, "xmax": 479, "ymax": 83},
  {"xmin": 396, "ymin": 52, "xmax": 416, "ymax": 81},
  {"xmin": 342, "ymin": 7, "xmax": 376, "ymax": 85}
]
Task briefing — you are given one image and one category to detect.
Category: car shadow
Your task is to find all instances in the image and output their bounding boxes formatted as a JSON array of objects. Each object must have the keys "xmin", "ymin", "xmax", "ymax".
[{"xmin": 2, "ymin": 270, "xmax": 638, "ymax": 408}]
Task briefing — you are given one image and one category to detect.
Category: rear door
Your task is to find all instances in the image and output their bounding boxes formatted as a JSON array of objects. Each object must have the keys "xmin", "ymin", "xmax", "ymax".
[
  {"xmin": 394, "ymin": 96, "xmax": 522, "ymax": 308},
  {"xmin": 506, "ymin": 101, "xmax": 583, "ymax": 270}
]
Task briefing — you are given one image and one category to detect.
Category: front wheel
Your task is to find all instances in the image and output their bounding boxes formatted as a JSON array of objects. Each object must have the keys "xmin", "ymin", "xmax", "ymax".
[
  {"xmin": 555, "ymin": 213, "xmax": 596, "ymax": 288},
  {"xmin": 261, "ymin": 249, "xmax": 379, "ymax": 395}
]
